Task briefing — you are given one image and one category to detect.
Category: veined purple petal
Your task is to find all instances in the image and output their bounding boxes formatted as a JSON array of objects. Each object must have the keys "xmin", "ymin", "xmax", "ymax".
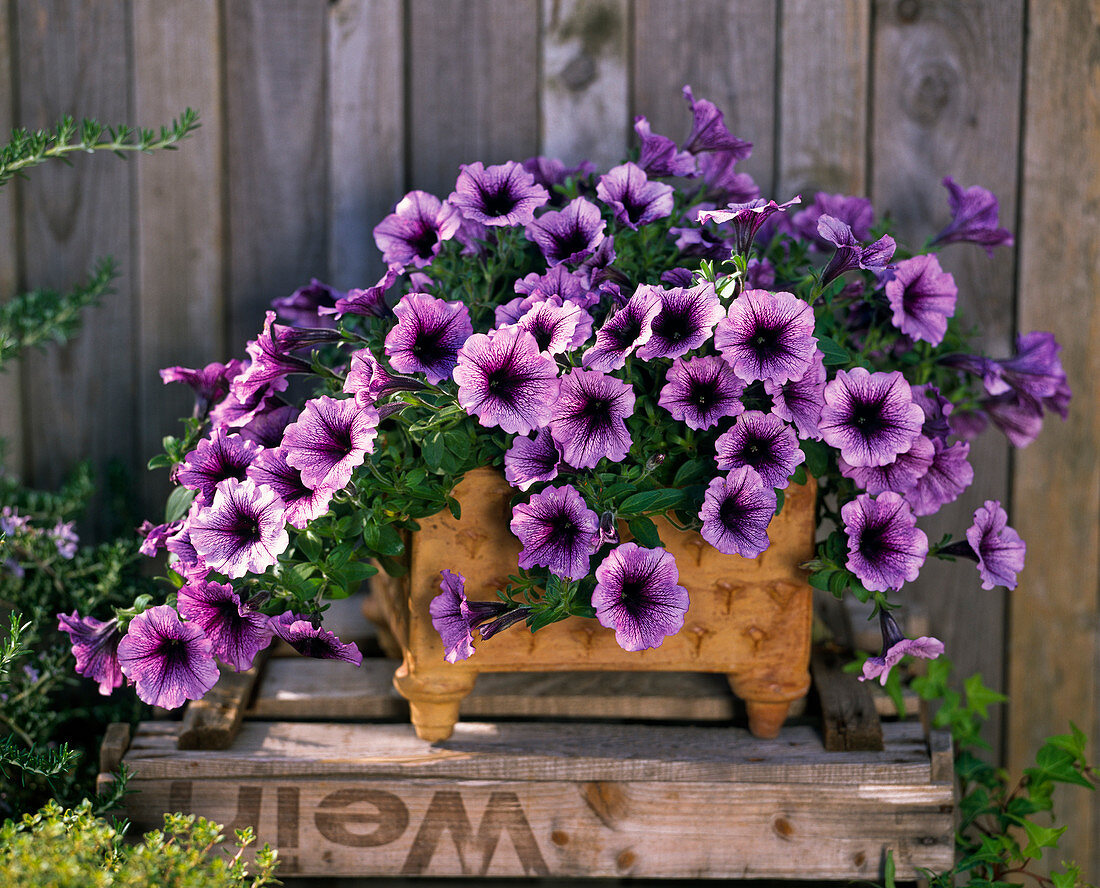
[
  {"xmin": 910, "ymin": 383, "xmax": 954, "ymax": 442},
  {"xmin": 515, "ymin": 298, "xmax": 593, "ymax": 354},
  {"xmin": 596, "ymin": 162, "xmax": 675, "ymax": 230},
  {"xmin": 764, "ymin": 352, "xmax": 826, "ymax": 440},
  {"xmin": 635, "ymin": 283, "xmax": 723, "ymax": 361},
  {"xmin": 374, "ymin": 190, "xmax": 462, "ymax": 268},
  {"xmin": 550, "ymin": 370, "xmax": 635, "ymax": 469},
  {"xmin": 634, "ymin": 116, "xmax": 697, "ymax": 177},
  {"xmin": 592, "ymin": 543, "xmax": 689, "ymax": 652},
  {"xmin": 282, "ymin": 396, "xmax": 378, "ymax": 491},
  {"xmin": 885, "ymin": 254, "xmax": 957, "ymax": 345},
  {"xmin": 525, "ymin": 197, "xmax": 606, "ymax": 266},
  {"xmin": 239, "ymin": 403, "xmax": 298, "ymax": 449},
  {"xmin": 271, "ymin": 278, "xmax": 341, "ymax": 327},
  {"xmin": 840, "ymin": 434, "xmax": 935, "ymax": 496},
  {"xmin": 903, "ymin": 439, "xmax": 973, "ymax": 517},
  {"xmin": 696, "ymin": 196, "xmax": 801, "ymax": 257},
  {"xmin": 177, "ymin": 580, "xmax": 272, "ymax": 671},
  {"xmin": 321, "ymin": 265, "xmax": 401, "ymax": 319},
  {"xmin": 385, "ymin": 292, "xmax": 473, "ymax": 384},
  {"xmin": 521, "ymin": 155, "xmax": 596, "ymax": 193},
  {"xmin": 698, "ymin": 467, "xmax": 776, "ymax": 558},
  {"xmin": 271, "ymin": 612, "xmax": 363, "ymax": 665},
  {"xmin": 582, "ymin": 285, "xmax": 661, "ymax": 372},
  {"xmin": 449, "ymin": 161, "xmax": 549, "ymax": 227},
  {"xmin": 681, "ymin": 85, "xmax": 753, "ymax": 157},
  {"xmin": 818, "ymin": 215, "xmax": 896, "ymax": 288},
  {"xmin": 511, "ymin": 484, "xmax": 599, "ymax": 580},
  {"xmin": 429, "ymin": 569, "xmax": 475, "ymax": 662},
  {"xmin": 966, "ymin": 500, "xmax": 1026, "ymax": 590},
  {"xmin": 117, "ymin": 605, "xmax": 219, "ymax": 709},
  {"xmin": 247, "ymin": 447, "xmax": 337, "ymax": 529},
  {"xmin": 714, "ymin": 289, "xmax": 818, "ymax": 385},
  {"xmin": 842, "ymin": 493, "xmax": 928, "ymax": 592},
  {"xmin": 658, "ymin": 355, "xmax": 745, "ymax": 431},
  {"xmin": 714, "ymin": 411, "xmax": 805, "ymax": 489},
  {"xmin": 189, "ymin": 478, "xmax": 290, "ymax": 579},
  {"xmin": 57, "ymin": 612, "xmax": 123, "ymax": 695},
  {"xmin": 504, "ymin": 427, "xmax": 562, "ymax": 491},
  {"xmin": 786, "ymin": 192, "xmax": 874, "ymax": 249},
  {"xmin": 819, "ymin": 368, "xmax": 925, "ymax": 467},
  {"xmin": 514, "ymin": 264, "xmax": 598, "ymax": 309},
  {"xmin": 160, "ymin": 358, "xmax": 242, "ymax": 417},
  {"xmin": 859, "ymin": 610, "xmax": 943, "ymax": 685},
  {"xmin": 176, "ymin": 431, "xmax": 262, "ymax": 506},
  {"xmin": 932, "ymin": 176, "xmax": 1013, "ymax": 256}
]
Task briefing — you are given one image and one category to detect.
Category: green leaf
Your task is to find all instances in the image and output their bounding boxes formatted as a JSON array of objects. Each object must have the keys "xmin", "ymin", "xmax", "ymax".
[
  {"xmin": 809, "ymin": 570, "xmax": 833, "ymax": 592},
  {"xmin": 964, "ymin": 673, "xmax": 1008, "ymax": 719},
  {"xmin": 627, "ymin": 517, "xmax": 664, "ymax": 549},
  {"xmin": 816, "ymin": 335, "xmax": 850, "ymax": 366},
  {"xmin": 801, "ymin": 439, "xmax": 829, "ymax": 477},
  {"xmin": 883, "ymin": 850, "xmax": 896, "ymax": 888},
  {"xmin": 165, "ymin": 486, "xmax": 196, "ymax": 523},
  {"xmin": 790, "ymin": 464, "xmax": 807, "ymax": 486},
  {"xmin": 297, "ymin": 532, "xmax": 323, "ymax": 563},
  {"xmin": 422, "ymin": 431, "xmax": 444, "ymax": 470},
  {"xmin": 447, "ymin": 496, "xmax": 461, "ymax": 520},
  {"xmin": 619, "ymin": 488, "xmax": 686, "ymax": 516},
  {"xmin": 375, "ymin": 523, "xmax": 405, "ymax": 557},
  {"xmin": 1021, "ymin": 820, "xmax": 1066, "ymax": 860},
  {"xmin": 773, "ymin": 489, "xmax": 785, "ymax": 516},
  {"xmin": 1051, "ymin": 864, "xmax": 1083, "ymax": 888},
  {"xmin": 828, "ymin": 570, "xmax": 848, "ymax": 598}
]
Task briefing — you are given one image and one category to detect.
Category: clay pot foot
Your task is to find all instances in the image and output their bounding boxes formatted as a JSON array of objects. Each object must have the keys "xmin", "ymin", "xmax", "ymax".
[
  {"xmin": 393, "ymin": 662, "xmax": 476, "ymax": 742},
  {"xmin": 744, "ymin": 699, "xmax": 791, "ymax": 739}
]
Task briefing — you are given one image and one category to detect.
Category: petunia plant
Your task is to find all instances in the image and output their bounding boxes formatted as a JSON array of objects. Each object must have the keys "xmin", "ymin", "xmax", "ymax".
[{"xmin": 58, "ymin": 85, "xmax": 1068, "ymax": 709}]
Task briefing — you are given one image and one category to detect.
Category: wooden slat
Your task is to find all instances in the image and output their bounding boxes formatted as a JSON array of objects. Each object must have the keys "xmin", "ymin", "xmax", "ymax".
[
  {"xmin": 177, "ymin": 651, "xmax": 269, "ymax": 751},
  {"xmin": 98, "ymin": 722, "xmax": 131, "ymax": 774},
  {"xmin": 540, "ymin": 0, "xmax": 629, "ymax": 171},
  {"xmin": 777, "ymin": 0, "xmax": 870, "ymax": 197},
  {"xmin": 0, "ymin": 0, "xmax": 22, "ymax": 476},
  {"xmin": 870, "ymin": 0, "xmax": 1025, "ymax": 754},
  {"xmin": 15, "ymin": 0, "xmax": 135, "ymax": 533},
  {"xmin": 1011, "ymin": 1, "xmax": 1100, "ymax": 877},
  {"xmin": 327, "ymin": 0, "xmax": 404, "ymax": 289},
  {"xmin": 132, "ymin": 0, "xmax": 223, "ymax": 517},
  {"xmin": 633, "ymin": 0, "xmax": 777, "ymax": 193},
  {"xmin": 408, "ymin": 0, "xmax": 538, "ymax": 197},
  {"xmin": 225, "ymin": 0, "xmax": 328, "ymax": 351}
]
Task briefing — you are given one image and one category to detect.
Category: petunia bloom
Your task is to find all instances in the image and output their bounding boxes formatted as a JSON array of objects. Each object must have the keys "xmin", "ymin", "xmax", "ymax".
[
  {"xmin": 521, "ymin": 155, "xmax": 596, "ymax": 193},
  {"xmin": 840, "ymin": 434, "xmax": 935, "ymax": 496},
  {"xmin": 582, "ymin": 285, "xmax": 662, "ymax": 372},
  {"xmin": 160, "ymin": 358, "xmax": 242, "ymax": 418},
  {"xmin": 696, "ymin": 196, "xmax": 801, "ymax": 257},
  {"xmin": 247, "ymin": 447, "xmax": 337, "ymax": 529},
  {"xmin": 282, "ymin": 396, "xmax": 379, "ymax": 491},
  {"xmin": 964, "ymin": 500, "xmax": 1026, "ymax": 590},
  {"xmin": 903, "ymin": 439, "xmax": 973, "ymax": 516},
  {"xmin": 514, "ymin": 264, "xmax": 597, "ymax": 309},
  {"xmin": 525, "ymin": 197, "xmax": 606, "ymax": 266},
  {"xmin": 271, "ymin": 612, "xmax": 362, "ymax": 665},
  {"xmin": 117, "ymin": 605, "xmax": 219, "ymax": 709},
  {"xmin": 384, "ymin": 292, "xmax": 473, "ymax": 384},
  {"xmin": 57, "ymin": 612, "xmax": 124, "ymax": 695},
  {"xmin": 764, "ymin": 352, "xmax": 826, "ymax": 440},
  {"xmin": 786, "ymin": 192, "xmax": 874, "ymax": 249},
  {"xmin": 177, "ymin": 580, "xmax": 272, "ymax": 671},
  {"xmin": 514, "ymin": 298, "xmax": 593, "ymax": 355},
  {"xmin": 428, "ymin": 569, "xmax": 475, "ymax": 662},
  {"xmin": 714, "ymin": 289, "xmax": 818, "ymax": 385},
  {"xmin": 233, "ymin": 311, "xmax": 342, "ymax": 402},
  {"xmin": 511, "ymin": 484, "xmax": 599, "ymax": 581},
  {"xmin": 819, "ymin": 368, "xmax": 925, "ymax": 467},
  {"xmin": 373, "ymin": 190, "xmax": 462, "ymax": 268},
  {"xmin": 931, "ymin": 176, "xmax": 1013, "ymax": 256},
  {"xmin": 658, "ymin": 355, "xmax": 745, "ymax": 431},
  {"xmin": 884, "ymin": 254, "xmax": 957, "ymax": 346},
  {"xmin": 859, "ymin": 609, "xmax": 944, "ymax": 686},
  {"xmin": 714, "ymin": 411, "xmax": 805, "ymax": 490},
  {"xmin": 550, "ymin": 370, "xmax": 636, "ymax": 469},
  {"xmin": 635, "ymin": 283, "xmax": 723, "ymax": 361},
  {"xmin": 591, "ymin": 543, "xmax": 689, "ymax": 652},
  {"xmin": 818, "ymin": 215, "xmax": 896, "ymax": 288},
  {"xmin": 633, "ymin": 116, "xmax": 696, "ymax": 177},
  {"xmin": 698, "ymin": 467, "xmax": 776, "ymax": 558},
  {"xmin": 596, "ymin": 162, "xmax": 675, "ymax": 230},
  {"xmin": 189, "ymin": 477, "xmax": 290, "ymax": 579},
  {"xmin": 448, "ymin": 161, "xmax": 549, "ymax": 227},
  {"xmin": 271, "ymin": 278, "xmax": 342, "ymax": 327},
  {"xmin": 320, "ymin": 265, "xmax": 401, "ymax": 319},
  {"xmin": 504, "ymin": 428, "xmax": 562, "ymax": 491},
  {"xmin": 841, "ymin": 493, "xmax": 928, "ymax": 592},
  {"xmin": 176, "ymin": 431, "xmax": 262, "ymax": 505},
  {"xmin": 681, "ymin": 85, "xmax": 753, "ymax": 157},
  {"xmin": 910, "ymin": 383, "xmax": 954, "ymax": 442}
]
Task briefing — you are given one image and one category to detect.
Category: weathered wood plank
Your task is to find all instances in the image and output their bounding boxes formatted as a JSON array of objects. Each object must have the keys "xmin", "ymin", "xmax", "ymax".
[
  {"xmin": 1010, "ymin": 1, "xmax": 1100, "ymax": 877},
  {"xmin": 633, "ymin": 0, "xmax": 777, "ymax": 194},
  {"xmin": 408, "ymin": 0, "xmax": 538, "ymax": 197},
  {"xmin": 132, "ymin": 0, "xmax": 223, "ymax": 517},
  {"xmin": 178, "ymin": 651, "xmax": 269, "ymax": 751},
  {"xmin": 15, "ymin": 0, "xmax": 135, "ymax": 533},
  {"xmin": 98, "ymin": 722, "xmax": 131, "ymax": 774},
  {"xmin": 327, "ymin": 0, "xmax": 404, "ymax": 289},
  {"xmin": 225, "ymin": 0, "xmax": 328, "ymax": 351},
  {"xmin": 541, "ymin": 0, "xmax": 629, "ymax": 171},
  {"xmin": 871, "ymin": 0, "xmax": 1024, "ymax": 754},
  {"xmin": 778, "ymin": 0, "xmax": 870, "ymax": 197},
  {"xmin": 0, "ymin": 0, "xmax": 23, "ymax": 476}
]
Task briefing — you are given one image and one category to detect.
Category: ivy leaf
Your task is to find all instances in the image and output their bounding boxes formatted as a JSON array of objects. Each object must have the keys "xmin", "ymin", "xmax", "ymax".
[
  {"xmin": 165, "ymin": 486, "xmax": 196, "ymax": 523},
  {"xmin": 964, "ymin": 673, "xmax": 1008, "ymax": 719},
  {"xmin": 1021, "ymin": 820, "xmax": 1066, "ymax": 860}
]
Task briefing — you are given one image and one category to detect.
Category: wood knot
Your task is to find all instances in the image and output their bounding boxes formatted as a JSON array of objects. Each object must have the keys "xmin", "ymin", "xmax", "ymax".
[
  {"xmin": 559, "ymin": 53, "xmax": 596, "ymax": 91},
  {"xmin": 582, "ymin": 781, "xmax": 627, "ymax": 829},
  {"xmin": 771, "ymin": 814, "xmax": 794, "ymax": 840},
  {"xmin": 551, "ymin": 830, "xmax": 569, "ymax": 846},
  {"xmin": 905, "ymin": 61, "xmax": 957, "ymax": 126},
  {"xmin": 570, "ymin": 623, "xmax": 599, "ymax": 651},
  {"xmin": 853, "ymin": 850, "xmax": 867, "ymax": 868},
  {"xmin": 896, "ymin": 0, "xmax": 920, "ymax": 22},
  {"xmin": 616, "ymin": 849, "xmax": 636, "ymax": 871}
]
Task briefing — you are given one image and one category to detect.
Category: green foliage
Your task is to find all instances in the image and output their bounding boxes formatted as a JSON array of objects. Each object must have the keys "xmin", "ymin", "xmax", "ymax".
[{"xmin": 0, "ymin": 798, "xmax": 279, "ymax": 887}]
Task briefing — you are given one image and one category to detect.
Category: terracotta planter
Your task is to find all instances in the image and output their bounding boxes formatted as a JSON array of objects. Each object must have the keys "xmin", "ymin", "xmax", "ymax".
[{"xmin": 370, "ymin": 467, "xmax": 816, "ymax": 742}]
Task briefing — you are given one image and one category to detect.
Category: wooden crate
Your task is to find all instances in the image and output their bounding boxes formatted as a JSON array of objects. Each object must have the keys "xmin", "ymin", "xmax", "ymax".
[{"xmin": 102, "ymin": 595, "xmax": 955, "ymax": 881}]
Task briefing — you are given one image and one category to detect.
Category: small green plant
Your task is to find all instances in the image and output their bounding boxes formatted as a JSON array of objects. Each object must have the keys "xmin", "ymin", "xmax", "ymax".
[{"xmin": 0, "ymin": 798, "xmax": 279, "ymax": 887}]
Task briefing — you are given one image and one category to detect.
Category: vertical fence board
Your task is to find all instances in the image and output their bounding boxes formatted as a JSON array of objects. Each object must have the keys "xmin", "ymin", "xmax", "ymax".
[
  {"xmin": 633, "ymin": 0, "xmax": 776, "ymax": 195},
  {"xmin": 15, "ymin": 0, "xmax": 134, "ymax": 535},
  {"xmin": 328, "ymin": 0, "xmax": 404, "ymax": 289},
  {"xmin": 408, "ymin": 0, "xmax": 538, "ymax": 197},
  {"xmin": 871, "ymin": 0, "xmax": 1024, "ymax": 754},
  {"xmin": 133, "ymin": 0, "xmax": 223, "ymax": 517},
  {"xmin": 225, "ymin": 1, "xmax": 328, "ymax": 351},
  {"xmin": 0, "ymin": 0, "xmax": 22, "ymax": 476},
  {"xmin": 541, "ymin": 0, "xmax": 628, "ymax": 171},
  {"xmin": 778, "ymin": 0, "xmax": 870, "ymax": 197},
  {"xmin": 1011, "ymin": 1, "xmax": 1100, "ymax": 877}
]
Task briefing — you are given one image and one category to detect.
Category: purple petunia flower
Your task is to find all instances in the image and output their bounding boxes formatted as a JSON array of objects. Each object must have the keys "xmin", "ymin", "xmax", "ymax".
[
  {"xmin": 504, "ymin": 428, "xmax": 562, "ymax": 491},
  {"xmin": 271, "ymin": 278, "xmax": 342, "ymax": 328},
  {"xmin": 697, "ymin": 151, "xmax": 760, "ymax": 203},
  {"xmin": 698, "ymin": 467, "xmax": 776, "ymax": 558},
  {"xmin": 884, "ymin": 254, "xmax": 957, "ymax": 346},
  {"xmin": 138, "ymin": 520, "xmax": 181, "ymax": 558},
  {"xmin": 764, "ymin": 351, "xmax": 826, "ymax": 440},
  {"xmin": 681, "ymin": 85, "xmax": 753, "ymax": 158},
  {"xmin": 452, "ymin": 327, "xmax": 560, "ymax": 434},
  {"xmin": 910, "ymin": 383, "xmax": 954, "ymax": 442},
  {"xmin": 633, "ymin": 116, "xmax": 697, "ymax": 178},
  {"xmin": 596, "ymin": 162, "xmax": 675, "ymax": 230},
  {"xmin": 166, "ymin": 516, "xmax": 209, "ymax": 582},
  {"xmin": 965, "ymin": 500, "xmax": 1026, "ymax": 590},
  {"xmin": 117, "ymin": 605, "xmax": 219, "ymax": 709},
  {"xmin": 160, "ymin": 359, "xmax": 242, "ymax": 418},
  {"xmin": 239, "ymin": 403, "xmax": 298, "ymax": 449},
  {"xmin": 969, "ymin": 331, "xmax": 1069, "ymax": 403},
  {"xmin": 511, "ymin": 484, "xmax": 600, "ymax": 581},
  {"xmin": 841, "ymin": 493, "xmax": 928, "ymax": 592},
  {"xmin": 931, "ymin": 176, "xmax": 1014, "ymax": 256},
  {"xmin": 745, "ymin": 257, "xmax": 776, "ymax": 290},
  {"xmin": 982, "ymin": 393, "xmax": 1045, "ymax": 448},
  {"xmin": 786, "ymin": 192, "xmax": 874, "ymax": 249},
  {"xmin": 514, "ymin": 298, "xmax": 593, "ymax": 354},
  {"xmin": 714, "ymin": 411, "xmax": 805, "ymax": 490},
  {"xmin": 635, "ymin": 283, "xmax": 723, "ymax": 361},
  {"xmin": 271, "ymin": 612, "xmax": 363, "ymax": 665},
  {"xmin": 320, "ymin": 265, "xmax": 400, "ymax": 319},
  {"xmin": 697, "ymin": 196, "xmax": 801, "ymax": 257},
  {"xmin": 859, "ymin": 609, "xmax": 944, "ymax": 686},
  {"xmin": 818, "ymin": 215, "xmax": 896, "ymax": 288},
  {"xmin": 714, "ymin": 289, "xmax": 818, "ymax": 385},
  {"xmin": 177, "ymin": 580, "xmax": 272, "ymax": 671},
  {"xmin": 343, "ymin": 347, "xmax": 399, "ymax": 407},
  {"xmin": 840, "ymin": 434, "xmax": 935, "ymax": 496},
  {"xmin": 904, "ymin": 439, "xmax": 973, "ymax": 516},
  {"xmin": 57, "ymin": 612, "xmax": 124, "ymax": 695},
  {"xmin": 209, "ymin": 376, "xmax": 281, "ymax": 430},
  {"xmin": 591, "ymin": 543, "xmax": 689, "ymax": 652},
  {"xmin": 247, "ymin": 447, "xmax": 337, "ymax": 529},
  {"xmin": 521, "ymin": 156, "xmax": 596, "ymax": 194},
  {"xmin": 525, "ymin": 197, "xmax": 607, "ymax": 266},
  {"xmin": 819, "ymin": 368, "xmax": 925, "ymax": 467},
  {"xmin": 429, "ymin": 569, "xmax": 476, "ymax": 662},
  {"xmin": 282, "ymin": 396, "xmax": 378, "ymax": 491},
  {"xmin": 449, "ymin": 161, "xmax": 549, "ymax": 227},
  {"xmin": 550, "ymin": 370, "xmax": 636, "ymax": 469},
  {"xmin": 582, "ymin": 285, "xmax": 662, "ymax": 372},
  {"xmin": 233, "ymin": 312, "xmax": 343, "ymax": 403},
  {"xmin": 658, "ymin": 355, "xmax": 745, "ymax": 431},
  {"xmin": 514, "ymin": 264, "xmax": 598, "ymax": 309},
  {"xmin": 384, "ymin": 292, "xmax": 473, "ymax": 384},
  {"xmin": 373, "ymin": 190, "xmax": 462, "ymax": 268},
  {"xmin": 189, "ymin": 477, "xmax": 290, "ymax": 579},
  {"xmin": 176, "ymin": 431, "xmax": 262, "ymax": 505}
]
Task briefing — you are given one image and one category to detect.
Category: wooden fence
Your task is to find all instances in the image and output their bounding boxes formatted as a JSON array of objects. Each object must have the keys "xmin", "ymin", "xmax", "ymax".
[{"xmin": 0, "ymin": 0, "xmax": 1097, "ymax": 877}]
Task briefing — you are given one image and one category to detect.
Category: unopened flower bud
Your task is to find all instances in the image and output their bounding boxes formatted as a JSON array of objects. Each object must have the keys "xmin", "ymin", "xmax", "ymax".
[
  {"xmin": 645, "ymin": 454, "xmax": 666, "ymax": 473},
  {"xmin": 596, "ymin": 511, "xmax": 619, "ymax": 547}
]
